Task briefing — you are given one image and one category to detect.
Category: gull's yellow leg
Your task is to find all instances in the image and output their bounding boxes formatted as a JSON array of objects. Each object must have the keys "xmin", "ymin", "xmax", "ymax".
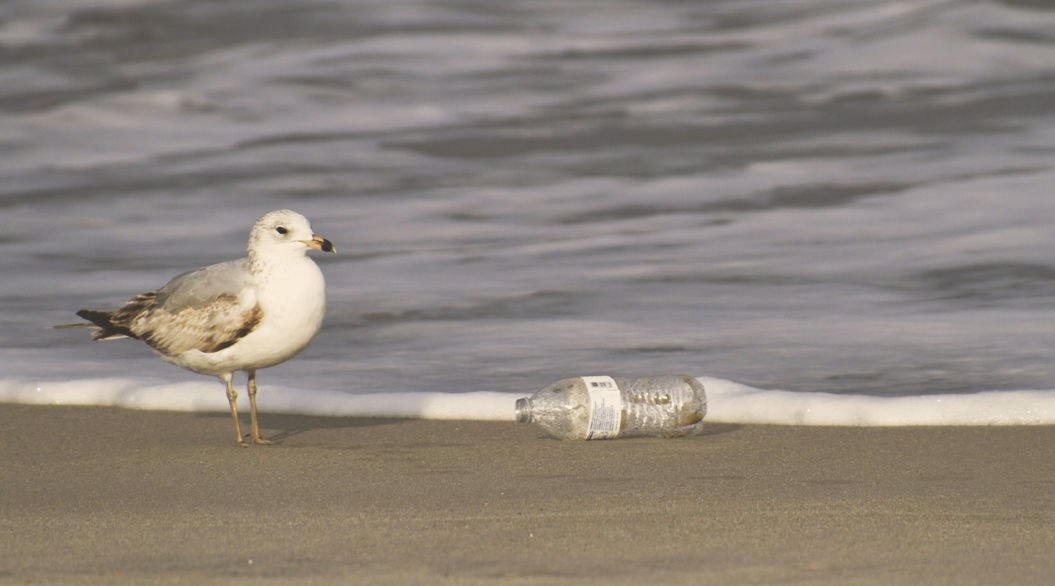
[
  {"xmin": 247, "ymin": 369, "xmax": 275, "ymax": 445},
  {"xmin": 221, "ymin": 373, "xmax": 248, "ymax": 447}
]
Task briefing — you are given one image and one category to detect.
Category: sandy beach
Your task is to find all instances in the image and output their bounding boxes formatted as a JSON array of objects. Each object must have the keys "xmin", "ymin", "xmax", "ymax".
[{"xmin": 2, "ymin": 403, "xmax": 1054, "ymax": 585}]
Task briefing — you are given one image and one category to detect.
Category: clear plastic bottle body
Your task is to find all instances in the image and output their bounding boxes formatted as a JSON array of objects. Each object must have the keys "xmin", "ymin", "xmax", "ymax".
[{"xmin": 515, "ymin": 375, "xmax": 706, "ymax": 440}]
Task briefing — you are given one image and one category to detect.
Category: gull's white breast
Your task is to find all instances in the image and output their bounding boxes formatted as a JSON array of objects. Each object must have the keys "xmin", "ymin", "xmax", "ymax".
[{"xmin": 167, "ymin": 255, "xmax": 326, "ymax": 376}]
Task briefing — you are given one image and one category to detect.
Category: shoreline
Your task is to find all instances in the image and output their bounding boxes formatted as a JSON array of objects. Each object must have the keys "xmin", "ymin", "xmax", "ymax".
[{"xmin": 3, "ymin": 403, "xmax": 1054, "ymax": 584}]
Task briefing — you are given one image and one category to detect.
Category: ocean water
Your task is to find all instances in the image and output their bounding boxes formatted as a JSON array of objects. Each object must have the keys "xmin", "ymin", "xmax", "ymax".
[{"xmin": 2, "ymin": 0, "xmax": 1055, "ymax": 426}]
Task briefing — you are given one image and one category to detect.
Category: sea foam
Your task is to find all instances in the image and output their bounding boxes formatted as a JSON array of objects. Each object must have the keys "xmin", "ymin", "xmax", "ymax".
[{"xmin": 3, "ymin": 376, "xmax": 1055, "ymax": 426}]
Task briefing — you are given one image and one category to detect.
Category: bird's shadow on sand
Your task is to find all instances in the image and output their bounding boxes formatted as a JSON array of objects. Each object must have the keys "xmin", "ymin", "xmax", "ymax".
[{"xmin": 194, "ymin": 412, "xmax": 402, "ymax": 442}]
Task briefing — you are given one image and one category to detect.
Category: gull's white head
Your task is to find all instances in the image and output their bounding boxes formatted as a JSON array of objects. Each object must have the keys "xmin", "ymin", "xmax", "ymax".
[{"xmin": 248, "ymin": 209, "xmax": 336, "ymax": 259}]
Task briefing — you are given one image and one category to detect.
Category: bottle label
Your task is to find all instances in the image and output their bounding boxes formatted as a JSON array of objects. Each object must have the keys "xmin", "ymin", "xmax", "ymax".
[{"xmin": 582, "ymin": 376, "xmax": 622, "ymax": 439}]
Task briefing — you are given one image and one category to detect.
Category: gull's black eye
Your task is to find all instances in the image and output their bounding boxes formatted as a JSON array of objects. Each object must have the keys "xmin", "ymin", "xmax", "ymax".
[{"xmin": 275, "ymin": 226, "xmax": 288, "ymax": 235}]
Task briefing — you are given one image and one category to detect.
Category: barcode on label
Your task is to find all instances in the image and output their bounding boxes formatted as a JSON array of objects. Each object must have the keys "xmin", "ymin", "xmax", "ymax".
[{"xmin": 581, "ymin": 376, "xmax": 622, "ymax": 440}]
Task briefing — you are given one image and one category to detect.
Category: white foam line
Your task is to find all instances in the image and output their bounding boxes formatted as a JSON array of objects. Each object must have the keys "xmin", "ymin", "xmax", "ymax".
[
  {"xmin": 0, "ymin": 378, "xmax": 518, "ymax": 420},
  {"xmin": 4, "ymin": 376, "xmax": 1055, "ymax": 426},
  {"xmin": 701, "ymin": 377, "xmax": 1055, "ymax": 426}
]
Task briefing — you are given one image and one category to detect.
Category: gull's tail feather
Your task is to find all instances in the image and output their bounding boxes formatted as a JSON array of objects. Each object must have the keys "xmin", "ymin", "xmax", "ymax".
[{"xmin": 54, "ymin": 309, "xmax": 137, "ymax": 341}]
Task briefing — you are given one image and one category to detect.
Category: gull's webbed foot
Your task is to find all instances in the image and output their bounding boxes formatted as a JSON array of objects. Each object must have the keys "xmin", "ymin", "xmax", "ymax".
[{"xmin": 251, "ymin": 434, "xmax": 277, "ymax": 446}]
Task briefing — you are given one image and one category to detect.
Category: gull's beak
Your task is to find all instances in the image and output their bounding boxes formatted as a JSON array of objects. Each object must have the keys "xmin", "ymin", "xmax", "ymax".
[{"xmin": 303, "ymin": 234, "xmax": 336, "ymax": 253}]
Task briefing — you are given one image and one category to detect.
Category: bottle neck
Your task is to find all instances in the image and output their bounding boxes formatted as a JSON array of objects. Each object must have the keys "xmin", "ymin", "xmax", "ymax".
[{"xmin": 515, "ymin": 398, "xmax": 532, "ymax": 423}]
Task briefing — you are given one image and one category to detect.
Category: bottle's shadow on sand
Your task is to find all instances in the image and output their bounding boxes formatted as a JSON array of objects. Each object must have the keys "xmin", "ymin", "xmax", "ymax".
[
  {"xmin": 194, "ymin": 414, "xmax": 742, "ymax": 443},
  {"xmin": 695, "ymin": 423, "xmax": 742, "ymax": 437}
]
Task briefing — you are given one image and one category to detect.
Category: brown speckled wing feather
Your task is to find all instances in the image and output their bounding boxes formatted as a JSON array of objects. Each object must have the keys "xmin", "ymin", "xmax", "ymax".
[
  {"xmin": 79, "ymin": 291, "xmax": 262, "ymax": 355},
  {"xmin": 133, "ymin": 293, "xmax": 262, "ymax": 355}
]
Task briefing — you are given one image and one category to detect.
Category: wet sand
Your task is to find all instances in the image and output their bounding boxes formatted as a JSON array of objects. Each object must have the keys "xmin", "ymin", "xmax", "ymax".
[{"xmin": 2, "ymin": 403, "xmax": 1054, "ymax": 585}]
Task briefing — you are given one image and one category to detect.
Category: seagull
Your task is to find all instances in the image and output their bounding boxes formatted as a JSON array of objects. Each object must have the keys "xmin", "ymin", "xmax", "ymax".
[{"xmin": 63, "ymin": 209, "xmax": 335, "ymax": 446}]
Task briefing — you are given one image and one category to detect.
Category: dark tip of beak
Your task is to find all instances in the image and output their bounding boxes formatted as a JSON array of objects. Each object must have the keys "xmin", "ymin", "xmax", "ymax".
[{"xmin": 320, "ymin": 238, "xmax": 336, "ymax": 253}]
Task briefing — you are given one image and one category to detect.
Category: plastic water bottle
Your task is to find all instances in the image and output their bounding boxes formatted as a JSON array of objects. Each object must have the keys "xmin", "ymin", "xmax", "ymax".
[{"xmin": 514, "ymin": 375, "xmax": 706, "ymax": 440}]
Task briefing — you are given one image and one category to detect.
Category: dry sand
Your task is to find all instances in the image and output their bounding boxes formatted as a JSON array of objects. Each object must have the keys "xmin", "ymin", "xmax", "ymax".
[{"xmin": 2, "ymin": 403, "xmax": 1054, "ymax": 585}]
